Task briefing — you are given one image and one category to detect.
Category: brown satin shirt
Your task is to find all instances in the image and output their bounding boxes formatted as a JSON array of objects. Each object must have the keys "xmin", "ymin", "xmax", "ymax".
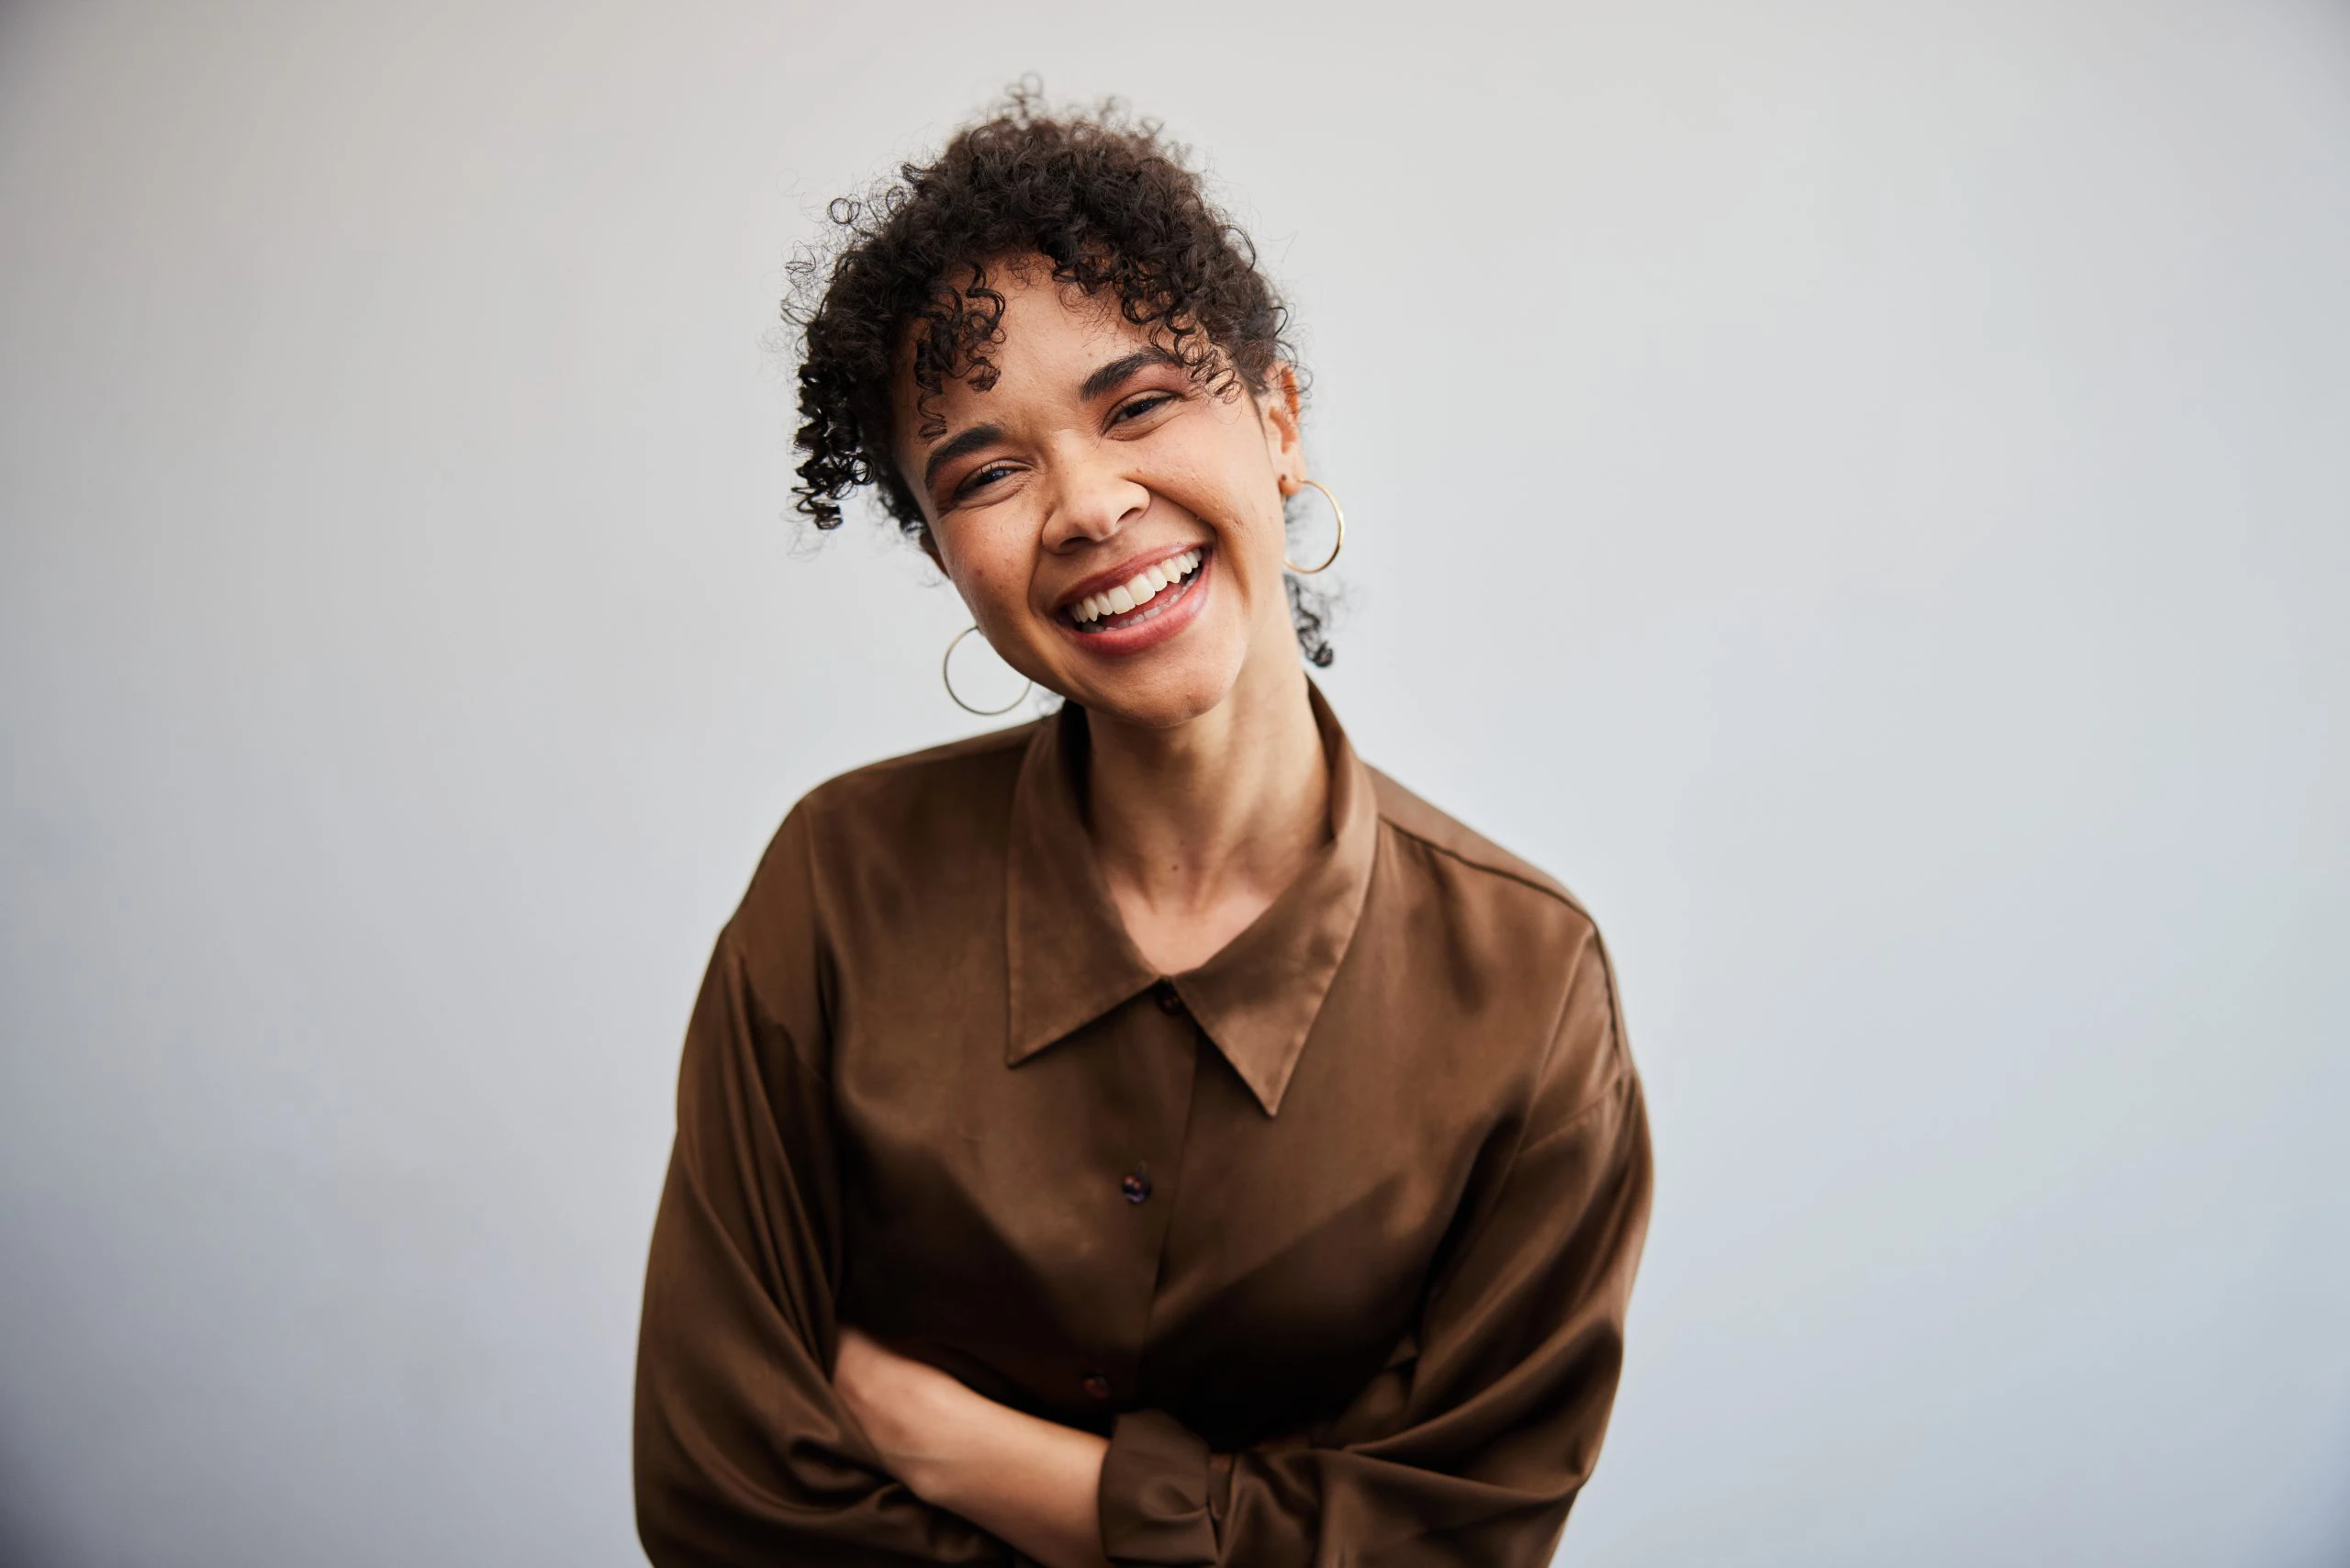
[{"xmin": 633, "ymin": 682, "xmax": 1653, "ymax": 1566}]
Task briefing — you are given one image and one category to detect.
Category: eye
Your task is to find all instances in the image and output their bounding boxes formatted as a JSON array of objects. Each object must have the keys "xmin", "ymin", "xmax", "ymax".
[
  {"xmin": 1110, "ymin": 391, "xmax": 1177, "ymax": 427},
  {"xmin": 953, "ymin": 461, "xmax": 1016, "ymax": 500}
]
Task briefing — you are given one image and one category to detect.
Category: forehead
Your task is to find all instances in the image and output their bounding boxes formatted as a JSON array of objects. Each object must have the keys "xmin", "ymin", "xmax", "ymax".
[
  {"xmin": 983, "ymin": 264, "xmax": 1136, "ymax": 360},
  {"xmin": 892, "ymin": 264, "xmax": 1155, "ymax": 429}
]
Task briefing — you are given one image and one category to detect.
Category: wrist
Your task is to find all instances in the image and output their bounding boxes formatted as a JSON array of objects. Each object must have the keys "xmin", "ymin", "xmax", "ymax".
[{"xmin": 893, "ymin": 1370, "xmax": 992, "ymax": 1506}]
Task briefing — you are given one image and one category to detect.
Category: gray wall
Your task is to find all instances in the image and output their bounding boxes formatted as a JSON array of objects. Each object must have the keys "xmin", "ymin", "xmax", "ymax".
[{"xmin": 3, "ymin": 3, "xmax": 2344, "ymax": 1563}]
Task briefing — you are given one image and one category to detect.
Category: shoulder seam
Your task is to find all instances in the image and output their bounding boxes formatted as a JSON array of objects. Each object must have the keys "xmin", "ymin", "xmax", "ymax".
[
  {"xmin": 1587, "ymin": 919, "xmax": 1634, "ymax": 1077},
  {"xmin": 1376, "ymin": 811, "xmax": 1594, "ymax": 923},
  {"xmin": 1527, "ymin": 1057, "xmax": 1640, "ymax": 1153},
  {"xmin": 1526, "ymin": 922, "xmax": 1636, "ymax": 1142}
]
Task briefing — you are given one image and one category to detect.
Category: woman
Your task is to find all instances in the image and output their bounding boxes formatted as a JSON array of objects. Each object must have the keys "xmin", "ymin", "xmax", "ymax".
[{"xmin": 633, "ymin": 93, "xmax": 1653, "ymax": 1568}]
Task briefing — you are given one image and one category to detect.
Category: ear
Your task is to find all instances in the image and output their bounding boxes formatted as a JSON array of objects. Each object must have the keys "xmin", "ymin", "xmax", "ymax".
[
  {"xmin": 917, "ymin": 525, "xmax": 945, "ymax": 574},
  {"xmin": 1259, "ymin": 361, "xmax": 1305, "ymax": 489}
]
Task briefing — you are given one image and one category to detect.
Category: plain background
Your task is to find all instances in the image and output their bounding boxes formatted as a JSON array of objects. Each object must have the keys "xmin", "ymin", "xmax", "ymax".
[{"xmin": 4, "ymin": 2, "xmax": 2346, "ymax": 1564}]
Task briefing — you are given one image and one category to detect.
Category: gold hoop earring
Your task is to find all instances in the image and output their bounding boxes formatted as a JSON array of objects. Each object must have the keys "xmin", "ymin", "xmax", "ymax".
[
  {"xmin": 942, "ymin": 623, "xmax": 1034, "ymax": 717},
  {"xmin": 1282, "ymin": 477, "xmax": 1346, "ymax": 575}
]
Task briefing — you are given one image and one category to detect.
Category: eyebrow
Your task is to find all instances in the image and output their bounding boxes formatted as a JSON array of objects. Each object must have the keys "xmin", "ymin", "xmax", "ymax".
[
  {"xmin": 1079, "ymin": 346, "xmax": 1183, "ymax": 402},
  {"xmin": 923, "ymin": 422, "xmax": 1005, "ymax": 490}
]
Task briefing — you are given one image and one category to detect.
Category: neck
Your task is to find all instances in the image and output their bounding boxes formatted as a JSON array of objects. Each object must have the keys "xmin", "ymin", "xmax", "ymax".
[{"xmin": 1082, "ymin": 651, "xmax": 1330, "ymax": 972}]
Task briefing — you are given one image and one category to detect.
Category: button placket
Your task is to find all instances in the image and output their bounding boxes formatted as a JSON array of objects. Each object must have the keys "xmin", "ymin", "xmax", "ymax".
[{"xmin": 1080, "ymin": 980, "xmax": 1201, "ymax": 1421}]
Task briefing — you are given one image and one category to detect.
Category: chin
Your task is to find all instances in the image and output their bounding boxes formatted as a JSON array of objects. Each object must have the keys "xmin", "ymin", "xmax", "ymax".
[{"xmin": 1062, "ymin": 646, "xmax": 1247, "ymax": 731}]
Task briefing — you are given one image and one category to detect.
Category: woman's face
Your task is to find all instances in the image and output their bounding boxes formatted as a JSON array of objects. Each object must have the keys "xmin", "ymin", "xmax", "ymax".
[{"xmin": 890, "ymin": 260, "xmax": 1304, "ymax": 730}]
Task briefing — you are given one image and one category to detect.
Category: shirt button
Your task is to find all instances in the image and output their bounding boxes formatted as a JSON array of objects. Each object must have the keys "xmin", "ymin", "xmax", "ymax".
[
  {"xmin": 1153, "ymin": 981, "xmax": 1184, "ymax": 1015},
  {"xmin": 1121, "ymin": 1170, "xmax": 1151, "ymax": 1204},
  {"xmin": 1081, "ymin": 1372, "xmax": 1112, "ymax": 1400}
]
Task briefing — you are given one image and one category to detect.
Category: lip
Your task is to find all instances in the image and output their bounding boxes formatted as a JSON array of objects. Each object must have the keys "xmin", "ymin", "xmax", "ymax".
[
  {"xmin": 1050, "ymin": 544, "xmax": 1213, "ymax": 658},
  {"xmin": 1051, "ymin": 542, "xmax": 1211, "ymax": 615}
]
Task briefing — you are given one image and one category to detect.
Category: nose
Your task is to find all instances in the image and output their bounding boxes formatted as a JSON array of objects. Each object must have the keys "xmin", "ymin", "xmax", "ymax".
[{"xmin": 1039, "ymin": 444, "xmax": 1149, "ymax": 554}]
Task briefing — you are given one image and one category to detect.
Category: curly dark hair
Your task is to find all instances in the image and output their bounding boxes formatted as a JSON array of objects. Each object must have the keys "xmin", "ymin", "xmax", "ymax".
[{"xmin": 780, "ymin": 85, "xmax": 1337, "ymax": 666}]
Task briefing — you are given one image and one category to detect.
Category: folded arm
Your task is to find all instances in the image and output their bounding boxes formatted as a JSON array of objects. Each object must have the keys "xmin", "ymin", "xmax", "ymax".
[
  {"xmin": 861, "ymin": 931, "xmax": 1653, "ymax": 1568},
  {"xmin": 833, "ymin": 1326, "xmax": 1113, "ymax": 1568}
]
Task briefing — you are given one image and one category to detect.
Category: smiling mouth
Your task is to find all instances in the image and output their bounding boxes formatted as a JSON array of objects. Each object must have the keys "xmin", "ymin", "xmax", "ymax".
[{"xmin": 1062, "ymin": 547, "xmax": 1208, "ymax": 633}]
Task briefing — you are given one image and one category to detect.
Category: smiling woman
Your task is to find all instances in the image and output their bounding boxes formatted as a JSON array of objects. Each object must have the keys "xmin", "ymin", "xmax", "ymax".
[
  {"xmin": 788, "ymin": 88, "xmax": 1337, "ymax": 672},
  {"xmin": 890, "ymin": 262, "xmax": 1302, "ymax": 732},
  {"xmin": 632, "ymin": 88, "xmax": 1654, "ymax": 1568}
]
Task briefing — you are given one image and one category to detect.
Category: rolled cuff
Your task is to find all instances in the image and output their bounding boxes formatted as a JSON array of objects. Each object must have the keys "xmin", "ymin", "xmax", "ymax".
[{"xmin": 1098, "ymin": 1408, "xmax": 1219, "ymax": 1566}]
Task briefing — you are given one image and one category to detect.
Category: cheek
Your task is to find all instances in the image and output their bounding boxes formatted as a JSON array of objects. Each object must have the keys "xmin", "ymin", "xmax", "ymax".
[
  {"xmin": 1156, "ymin": 432, "xmax": 1281, "ymax": 543},
  {"xmin": 940, "ymin": 532, "xmax": 1033, "ymax": 625},
  {"xmin": 965, "ymin": 564, "xmax": 1014, "ymax": 612}
]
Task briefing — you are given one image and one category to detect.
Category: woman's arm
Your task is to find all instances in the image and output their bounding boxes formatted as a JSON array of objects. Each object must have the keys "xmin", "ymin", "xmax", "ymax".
[
  {"xmin": 844, "ymin": 926, "xmax": 1651, "ymax": 1568},
  {"xmin": 834, "ymin": 1326, "xmax": 1112, "ymax": 1568},
  {"xmin": 822, "ymin": 919, "xmax": 1648, "ymax": 1568}
]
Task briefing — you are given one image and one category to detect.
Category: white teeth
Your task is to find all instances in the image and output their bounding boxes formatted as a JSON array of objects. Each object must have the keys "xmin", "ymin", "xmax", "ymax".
[{"xmin": 1069, "ymin": 549, "xmax": 1205, "ymax": 627}]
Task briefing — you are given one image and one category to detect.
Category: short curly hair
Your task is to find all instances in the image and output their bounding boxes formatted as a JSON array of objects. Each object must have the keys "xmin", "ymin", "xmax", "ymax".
[{"xmin": 781, "ymin": 86, "xmax": 1336, "ymax": 665}]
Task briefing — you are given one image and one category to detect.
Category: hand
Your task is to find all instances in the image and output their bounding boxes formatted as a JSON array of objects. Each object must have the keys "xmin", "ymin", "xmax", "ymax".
[{"xmin": 831, "ymin": 1323, "xmax": 979, "ymax": 1499}]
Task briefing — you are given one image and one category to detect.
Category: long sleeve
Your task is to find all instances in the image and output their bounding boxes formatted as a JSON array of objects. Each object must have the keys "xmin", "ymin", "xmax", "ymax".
[
  {"xmin": 632, "ymin": 807, "xmax": 1013, "ymax": 1566},
  {"xmin": 1095, "ymin": 929, "xmax": 1654, "ymax": 1568}
]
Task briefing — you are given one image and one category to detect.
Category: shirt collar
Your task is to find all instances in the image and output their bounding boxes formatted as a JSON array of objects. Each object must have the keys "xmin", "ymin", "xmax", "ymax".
[{"xmin": 1003, "ymin": 678, "xmax": 1380, "ymax": 1117}]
